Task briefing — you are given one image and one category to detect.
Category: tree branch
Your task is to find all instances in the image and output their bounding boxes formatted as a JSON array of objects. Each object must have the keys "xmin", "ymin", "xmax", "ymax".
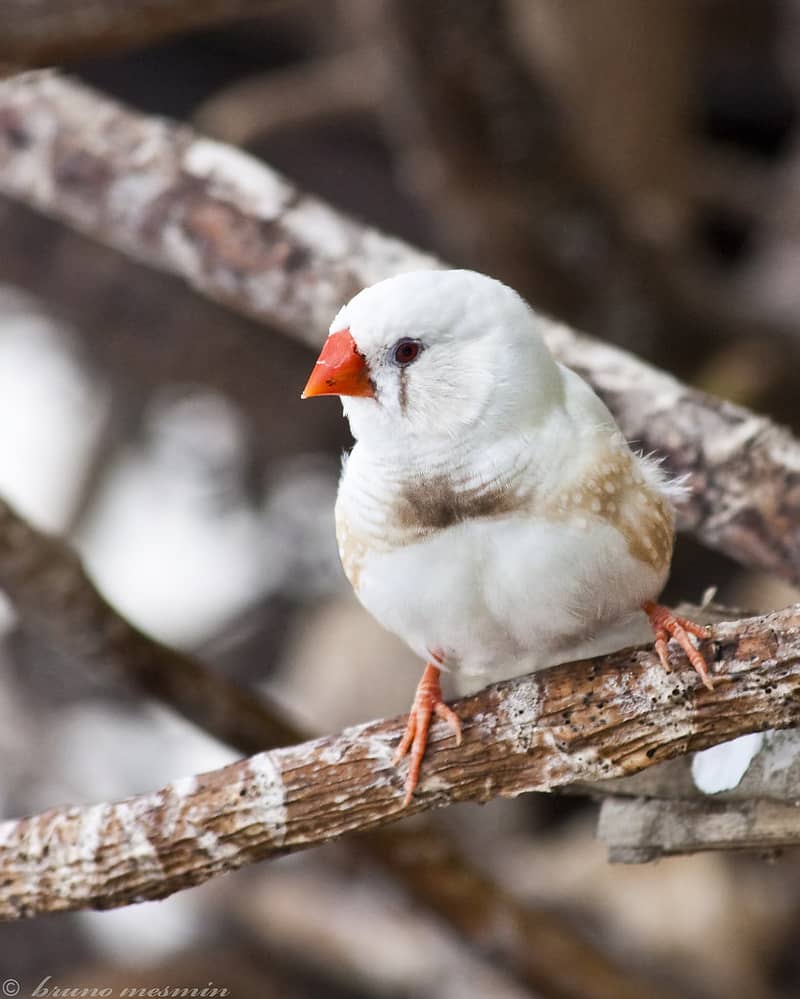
[
  {"xmin": 0, "ymin": 603, "xmax": 798, "ymax": 919},
  {"xmin": 0, "ymin": 73, "xmax": 795, "ymax": 992},
  {"xmin": 0, "ymin": 72, "xmax": 797, "ymax": 584},
  {"xmin": 0, "ymin": 494, "xmax": 299, "ymax": 753},
  {"xmin": 0, "ymin": 0, "xmax": 282, "ymax": 66},
  {"xmin": 597, "ymin": 797, "xmax": 800, "ymax": 863},
  {"xmin": 0, "ymin": 494, "xmax": 661, "ymax": 999},
  {"xmin": 193, "ymin": 47, "xmax": 383, "ymax": 147}
]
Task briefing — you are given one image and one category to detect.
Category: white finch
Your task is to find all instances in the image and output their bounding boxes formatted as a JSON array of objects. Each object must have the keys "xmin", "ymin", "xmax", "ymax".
[{"xmin": 302, "ymin": 270, "xmax": 711, "ymax": 805}]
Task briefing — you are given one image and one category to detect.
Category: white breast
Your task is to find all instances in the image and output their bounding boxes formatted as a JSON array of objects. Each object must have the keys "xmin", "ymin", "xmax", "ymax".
[
  {"xmin": 335, "ymin": 376, "xmax": 674, "ymax": 688},
  {"xmin": 352, "ymin": 510, "xmax": 663, "ymax": 689}
]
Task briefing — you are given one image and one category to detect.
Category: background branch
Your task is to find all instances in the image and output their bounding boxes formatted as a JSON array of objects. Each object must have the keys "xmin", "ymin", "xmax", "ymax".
[
  {"xmin": 0, "ymin": 12, "xmax": 797, "ymax": 993},
  {"xmin": 597, "ymin": 796, "xmax": 800, "ymax": 863},
  {"xmin": 0, "ymin": 602, "xmax": 799, "ymax": 920},
  {"xmin": 194, "ymin": 46, "xmax": 384, "ymax": 147},
  {"xmin": 0, "ymin": 494, "xmax": 298, "ymax": 752},
  {"xmin": 0, "ymin": 0, "xmax": 282, "ymax": 66},
  {"xmin": 0, "ymin": 72, "xmax": 797, "ymax": 585}
]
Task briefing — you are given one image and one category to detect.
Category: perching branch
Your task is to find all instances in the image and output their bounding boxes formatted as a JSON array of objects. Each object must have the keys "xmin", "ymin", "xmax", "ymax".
[
  {"xmin": 0, "ymin": 72, "xmax": 798, "ymax": 584},
  {"xmin": 0, "ymin": 602, "xmax": 798, "ymax": 919},
  {"xmin": 0, "ymin": 494, "xmax": 659, "ymax": 999},
  {"xmin": 594, "ymin": 727, "xmax": 800, "ymax": 805}
]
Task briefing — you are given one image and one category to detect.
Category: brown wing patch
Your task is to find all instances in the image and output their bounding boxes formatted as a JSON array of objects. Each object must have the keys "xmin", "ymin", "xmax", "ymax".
[
  {"xmin": 546, "ymin": 447, "xmax": 674, "ymax": 573},
  {"xmin": 395, "ymin": 474, "xmax": 530, "ymax": 534},
  {"xmin": 619, "ymin": 485, "xmax": 674, "ymax": 571},
  {"xmin": 335, "ymin": 444, "xmax": 673, "ymax": 591}
]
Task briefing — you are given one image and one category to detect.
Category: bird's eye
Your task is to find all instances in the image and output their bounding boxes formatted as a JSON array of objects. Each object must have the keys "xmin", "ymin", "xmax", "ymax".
[{"xmin": 391, "ymin": 338, "xmax": 422, "ymax": 366}]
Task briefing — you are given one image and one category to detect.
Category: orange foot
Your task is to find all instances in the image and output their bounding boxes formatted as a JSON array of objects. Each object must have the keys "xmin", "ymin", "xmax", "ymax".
[
  {"xmin": 642, "ymin": 600, "xmax": 713, "ymax": 691},
  {"xmin": 394, "ymin": 661, "xmax": 462, "ymax": 806}
]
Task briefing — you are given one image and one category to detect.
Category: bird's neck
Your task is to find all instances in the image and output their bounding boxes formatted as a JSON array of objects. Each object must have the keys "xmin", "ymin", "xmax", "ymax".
[{"xmin": 340, "ymin": 408, "xmax": 576, "ymax": 537}]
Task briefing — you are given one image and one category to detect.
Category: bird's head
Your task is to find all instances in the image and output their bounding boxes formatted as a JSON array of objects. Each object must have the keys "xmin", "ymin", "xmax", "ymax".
[{"xmin": 302, "ymin": 269, "xmax": 562, "ymax": 447}]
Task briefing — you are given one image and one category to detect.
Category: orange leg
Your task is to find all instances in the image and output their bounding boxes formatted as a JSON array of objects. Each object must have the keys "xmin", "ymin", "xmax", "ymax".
[
  {"xmin": 394, "ymin": 661, "xmax": 462, "ymax": 806},
  {"xmin": 642, "ymin": 600, "xmax": 713, "ymax": 691}
]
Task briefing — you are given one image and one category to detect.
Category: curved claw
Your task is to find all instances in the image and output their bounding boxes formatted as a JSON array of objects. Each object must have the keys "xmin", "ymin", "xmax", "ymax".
[
  {"xmin": 395, "ymin": 662, "xmax": 462, "ymax": 806},
  {"xmin": 643, "ymin": 600, "xmax": 713, "ymax": 691}
]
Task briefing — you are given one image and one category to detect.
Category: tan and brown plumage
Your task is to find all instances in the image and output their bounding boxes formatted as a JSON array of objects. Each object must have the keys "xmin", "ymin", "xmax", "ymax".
[{"xmin": 305, "ymin": 269, "xmax": 711, "ymax": 804}]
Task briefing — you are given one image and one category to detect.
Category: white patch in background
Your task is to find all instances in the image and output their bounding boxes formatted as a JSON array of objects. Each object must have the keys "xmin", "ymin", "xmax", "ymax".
[
  {"xmin": 691, "ymin": 732, "xmax": 765, "ymax": 795},
  {"xmin": 261, "ymin": 454, "xmax": 341, "ymax": 600},
  {"xmin": 0, "ymin": 592, "xmax": 16, "ymax": 638},
  {"xmin": 0, "ymin": 286, "xmax": 343, "ymax": 650},
  {"xmin": 29, "ymin": 701, "xmax": 237, "ymax": 812},
  {"xmin": 76, "ymin": 390, "xmax": 276, "ymax": 646},
  {"xmin": 0, "ymin": 286, "xmax": 109, "ymax": 532},
  {"xmin": 76, "ymin": 390, "xmax": 343, "ymax": 647},
  {"xmin": 78, "ymin": 887, "xmax": 208, "ymax": 966}
]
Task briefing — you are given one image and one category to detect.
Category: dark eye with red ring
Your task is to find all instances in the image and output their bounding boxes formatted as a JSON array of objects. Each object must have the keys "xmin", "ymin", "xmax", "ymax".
[{"xmin": 391, "ymin": 338, "xmax": 423, "ymax": 366}]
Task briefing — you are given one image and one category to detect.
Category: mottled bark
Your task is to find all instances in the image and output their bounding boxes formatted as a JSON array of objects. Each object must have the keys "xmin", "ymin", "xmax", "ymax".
[
  {"xmin": 0, "ymin": 603, "xmax": 798, "ymax": 919},
  {"xmin": 585, "ymin": 728, "xmax": 800, "ymax": 805},
  {"xmin": 0, "ymin": 71, "xmax": 437, "ymax": 340},
  {"xmin": 0, "ymin": 496, "xmax": 651, "ymax": 999},
  {"xmin": 0, "ymin": 72, "xmax": 797, "ymax": 584}
]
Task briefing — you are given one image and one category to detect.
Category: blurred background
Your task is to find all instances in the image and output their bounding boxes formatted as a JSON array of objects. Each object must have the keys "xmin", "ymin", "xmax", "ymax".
[{"xmin": 2, "ymin": 1, "xmax": 800, "ymax": 996}]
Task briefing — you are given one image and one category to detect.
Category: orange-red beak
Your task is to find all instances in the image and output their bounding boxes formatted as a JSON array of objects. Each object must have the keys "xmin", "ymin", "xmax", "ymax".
[{"xmin": 301, "ymin": 328, "xmax": 374, "ymax": 399}]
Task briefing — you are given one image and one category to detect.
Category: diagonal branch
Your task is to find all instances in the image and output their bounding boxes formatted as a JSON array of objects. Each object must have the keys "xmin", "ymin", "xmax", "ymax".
[
  {"xmin": 0, "ymin": 495, "xmax": 298, "ymax": 753},
  {"xmin": 0, "ymin": 0, "xmax": 283, "ymax": 66},
  {"xmin": 0, "ymin": 602, "xmax": 798, "ymax": 920},
  {"xmin": 0, "ymin": 69, "xmax": 790, "ymax": 996},
  {"xmin": 0, "ymin": 494, "xmax": 661, "ymax": 999},
  {"xmin": 0, "ymin": 72, "xmax": 798, "ymax": 584}
]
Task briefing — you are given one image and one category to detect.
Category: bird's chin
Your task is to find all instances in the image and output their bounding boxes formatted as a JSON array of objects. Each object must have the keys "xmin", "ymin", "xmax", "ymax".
[{"xmin": 341, "ymin": 394, "xmax": 379, "ymax": 440}]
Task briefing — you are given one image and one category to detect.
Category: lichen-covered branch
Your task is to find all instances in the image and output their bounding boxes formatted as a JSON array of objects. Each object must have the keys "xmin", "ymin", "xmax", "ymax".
[
  {"xmin": 0, "ymin": 602, "xmax": 798, "ymax": 919},
  {"xmin": 584, "ymin": 725, "xmax": 800, "ymax": 805},
  {"xmin": 0, "ymin": 71, "xmax": 438, "ymax": 339},
  {"xmin": 0, "ymin": 494, "xmax": 655, "ymax": 999},
  {"xmin": 0, "ymin": 72, "xmax": 797, "ymax": 584}
]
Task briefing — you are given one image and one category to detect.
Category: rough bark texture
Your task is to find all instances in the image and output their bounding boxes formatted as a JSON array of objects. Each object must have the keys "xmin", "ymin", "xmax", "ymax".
[
  {"xmin": 0, "ymin": 72, "xmax": 797, "ymax": 584},
  {"xmin": 0, "ymin": 602, "xmax": 798, "ymax": 919},
  {"xmin": 0, "ymin": 495, "xmax": 652, "ymax": 999},
  {"xmin": 0, "ymin": 71, "xmax": 438, "ymax": 339},
  {"xmin": 585, "ymin": 728, "xmax": 800, "ymax": 805}
]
